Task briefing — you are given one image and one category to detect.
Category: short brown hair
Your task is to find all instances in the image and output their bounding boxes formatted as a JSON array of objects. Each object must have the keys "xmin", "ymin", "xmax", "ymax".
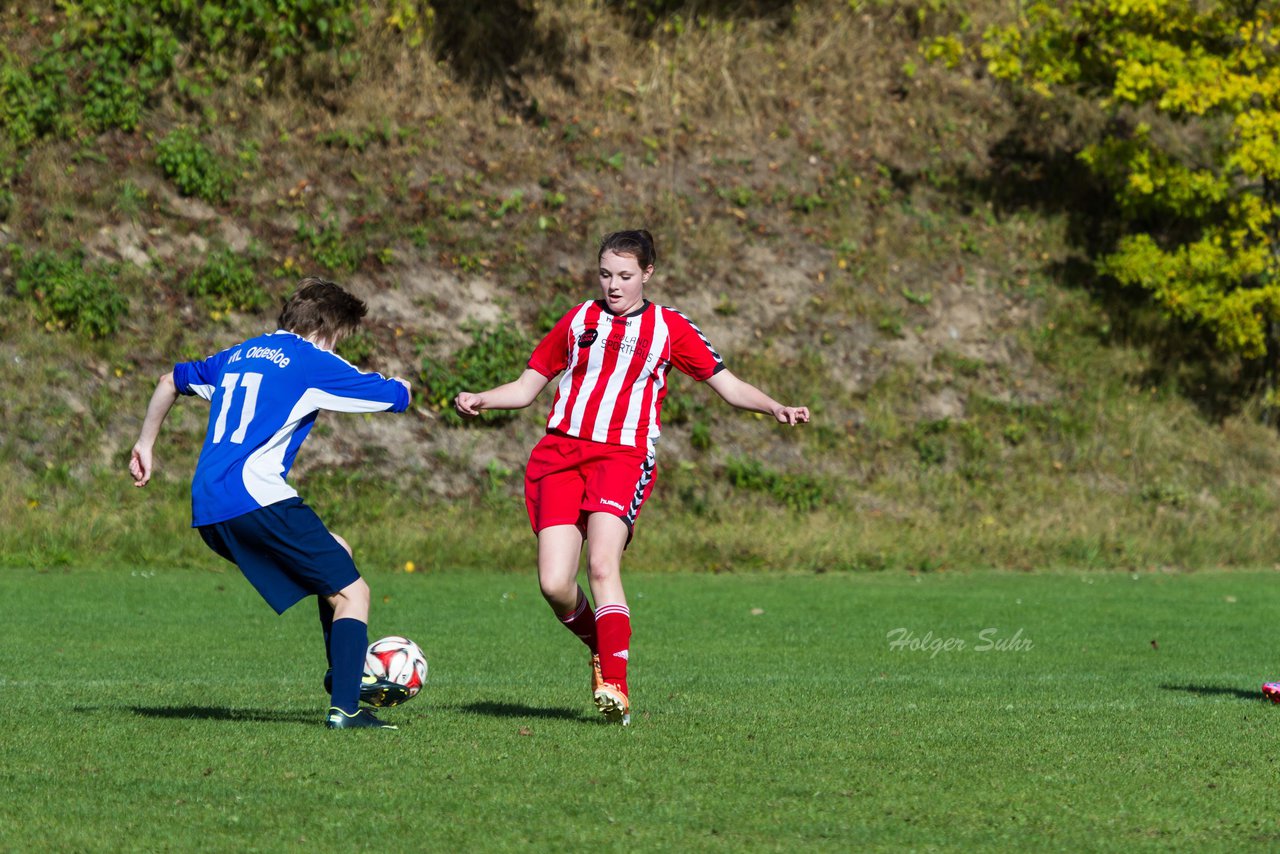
[{"xmin": 277, "ymin": 277, "xmax": 367, "ymax": 343}]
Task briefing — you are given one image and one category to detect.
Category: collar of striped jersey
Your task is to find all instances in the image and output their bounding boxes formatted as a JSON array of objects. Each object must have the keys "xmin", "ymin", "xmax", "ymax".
[{"xmin": 595, "ymin": 298, "xmax": 651, "ymax": 319}]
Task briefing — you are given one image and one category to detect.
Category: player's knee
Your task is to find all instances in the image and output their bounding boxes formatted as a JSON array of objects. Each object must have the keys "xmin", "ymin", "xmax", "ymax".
[
  {"xmin": 586, "ymin": 558, "xmax": 620, "ymax": 587},
  {"xmin": 330, "ymin": 532, "xmax": 353, "ymax": 557},
  {"xmin": 539, "ymin": 577, "xmax": 576, "ymax": 608},
  {"xmin": 335, "ymin": 576, "xmax": 370, "ymax": 609}
]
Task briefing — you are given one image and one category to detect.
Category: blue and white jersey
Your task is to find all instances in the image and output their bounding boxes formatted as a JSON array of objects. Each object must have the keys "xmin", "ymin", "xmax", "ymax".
[{"xmin": 173, "ymin": 330, "xmax": 410, "ymax": 526}]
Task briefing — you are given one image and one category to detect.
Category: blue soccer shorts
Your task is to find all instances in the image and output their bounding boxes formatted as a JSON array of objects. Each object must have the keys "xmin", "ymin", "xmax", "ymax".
[{"xmin": 198, "ymin": 497, "xmax": 360, "ymax": 615}]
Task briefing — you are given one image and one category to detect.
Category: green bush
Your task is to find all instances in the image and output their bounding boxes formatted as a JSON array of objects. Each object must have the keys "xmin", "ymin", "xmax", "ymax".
[
  {"xmin": 74, "ymin": 4, "xmax": 180, "ymax": 133},
  {"xmin": 296, "ymin": 214, "xmax": 364, "ymax": 273},
  {"xmin": 10, "ymin": 4, "xmax": 182, "ymax": 140},
  {"xmin": 723, "ymin": 456, "xmax": 827, "ymax": 512},
  {"xmin": 912, "ymin": 418, "xmax": 950, "ymax": 467},
  {"xmin": 183, "ymin": 248, "xmax": 269, "ymax": 312},
  {"xmin": 0, "ymin": 49, "xmax": 61, "ymax": 193},
  {"xmin": 420, "ymin": 322, "xmax": 534, "ymax": 422},
  {"xmin": 158, "ymin": 0, "xmax": 365, "ymax": 60},
  {"xmin": 13, "ymin": 249, "xmax": 127, "ymax": 339},
  {"xmin": 0, "ymin": 1, "xmax": 384, "ymax": 164},
  {"xmin": 0, "ymin": 53, "xmax": 41, "ymax": 149},
  {"xmin": 155, "ymin": 126, "xmax": 235, "ymax": 204}
]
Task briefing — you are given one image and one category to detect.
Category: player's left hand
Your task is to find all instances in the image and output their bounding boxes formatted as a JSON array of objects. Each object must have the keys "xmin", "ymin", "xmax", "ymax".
[{"xmin": 775, "ymin": 406, "xmax": 810, "ymax": 426}]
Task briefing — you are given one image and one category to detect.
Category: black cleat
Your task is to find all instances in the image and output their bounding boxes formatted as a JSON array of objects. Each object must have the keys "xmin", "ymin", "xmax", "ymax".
[
  {"xmin": 325, "ymin": 707, "xmax": 398, "ymax": 730},
  {"xmin": 323, "ymin": 670, "xmax": 413, "ymax": 707}
]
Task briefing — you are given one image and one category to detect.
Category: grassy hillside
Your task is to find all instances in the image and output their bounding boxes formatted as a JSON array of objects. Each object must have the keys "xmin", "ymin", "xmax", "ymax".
[{"xmin": 3, "ymin": 0, "xmax": 1279, "ymax": 573}]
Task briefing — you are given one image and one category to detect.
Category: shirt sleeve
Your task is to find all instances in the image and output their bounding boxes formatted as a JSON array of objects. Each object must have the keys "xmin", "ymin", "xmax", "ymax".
[
  {"xmin": 666, "ymin": 309, "xmax": 725, "ymax": 381},
  {"xmin": 527, "ymin": 309, "xmax": 575, "ymax": 379},
  {"xmin": 310, "ymin": 351, "xmax": 411, "ymax": 413},
  {"xmin": 172, "ymin": 349, "xmax": 234, "ymax": 401}
]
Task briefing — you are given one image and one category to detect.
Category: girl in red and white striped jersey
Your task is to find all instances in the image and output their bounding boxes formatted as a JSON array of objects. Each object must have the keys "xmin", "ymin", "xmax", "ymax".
[{"xmin": 454, "ymin": 230, "xmax": 809, "ymax": 724}]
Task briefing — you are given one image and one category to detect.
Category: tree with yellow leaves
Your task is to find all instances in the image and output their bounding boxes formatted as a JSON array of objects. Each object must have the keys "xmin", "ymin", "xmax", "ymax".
[{"xmin": 938, "ymin": 1, "xmax": 1279, "ymax": 394}]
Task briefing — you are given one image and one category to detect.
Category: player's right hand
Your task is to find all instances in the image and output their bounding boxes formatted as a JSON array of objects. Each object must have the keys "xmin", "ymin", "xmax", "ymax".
[
  {"xmin": 453, "ymin": 392, "xmax": 483, "ymax": 418},
  {"xmin": 775, "ymin": 405, "xmax": 810, "ymax": 426},
  {"xmin": 129, "ymin": 444, "xmax": 153, "ymax": 487}
]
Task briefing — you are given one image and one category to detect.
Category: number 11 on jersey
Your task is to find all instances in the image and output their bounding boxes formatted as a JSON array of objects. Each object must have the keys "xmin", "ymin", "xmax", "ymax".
[{"xmin": 212, "ymin": 372, "xmax": 263, "ymax": 444}]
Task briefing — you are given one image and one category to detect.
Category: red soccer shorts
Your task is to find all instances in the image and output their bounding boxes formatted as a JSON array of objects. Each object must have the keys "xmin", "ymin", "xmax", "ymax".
[{"xmin": 524, "ymin": 432, "xmax": 656, "ymax": 537}]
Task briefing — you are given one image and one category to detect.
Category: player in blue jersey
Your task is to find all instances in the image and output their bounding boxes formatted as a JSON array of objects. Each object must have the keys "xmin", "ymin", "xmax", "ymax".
[{"xmin": 130, "ymin": 278, "xmax": 412, "ymax": 730}]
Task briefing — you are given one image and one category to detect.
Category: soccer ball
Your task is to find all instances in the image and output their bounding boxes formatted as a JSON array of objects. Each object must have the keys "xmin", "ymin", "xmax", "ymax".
[{"xmin": 365, "ymin": 635, "xmax": 427, "ymax": 705}]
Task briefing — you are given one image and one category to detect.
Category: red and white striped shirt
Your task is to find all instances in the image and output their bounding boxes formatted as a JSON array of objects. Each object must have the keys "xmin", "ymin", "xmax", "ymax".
[{"xmin": 528, "ymin": 299, "xmax": 724, "ymax": 449}]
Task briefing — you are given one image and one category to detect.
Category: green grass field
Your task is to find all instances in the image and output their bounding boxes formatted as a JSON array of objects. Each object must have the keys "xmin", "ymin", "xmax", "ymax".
[{"xmin": 4, "ymin": 567, "xmax": 1280, "ymax": 851}]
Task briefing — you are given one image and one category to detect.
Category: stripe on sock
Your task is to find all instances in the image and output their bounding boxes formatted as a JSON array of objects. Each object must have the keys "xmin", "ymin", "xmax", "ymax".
[{"xmin": 560, "ymin": 593, "xmax": 591, "ymax": 623}]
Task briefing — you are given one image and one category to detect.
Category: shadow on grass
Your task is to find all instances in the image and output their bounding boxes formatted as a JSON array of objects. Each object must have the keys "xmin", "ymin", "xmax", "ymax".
[
  {"xmin": 124, "ymin": 705, "xmax": 317, "ymax": 724},
  {"xmin": 1159, "ymin": 684, "xmax": 1266, "ymax": 702},
  {"xmin": 450, "ymin": 700, "xmax": 589, "ymax": 721}
]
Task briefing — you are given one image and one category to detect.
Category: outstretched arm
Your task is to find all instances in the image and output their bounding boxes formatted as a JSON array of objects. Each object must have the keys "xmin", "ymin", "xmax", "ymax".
[
  {"xmin": 130, "ymin": 372, "xmax": 179, "ymax": 487},
  {"xmin": 454, "ymin": 368, "xmax": 551, "ymax": 418},
  {"xmin": 705, "ymin": 369, "xmax": 810, "ymax": 426}
]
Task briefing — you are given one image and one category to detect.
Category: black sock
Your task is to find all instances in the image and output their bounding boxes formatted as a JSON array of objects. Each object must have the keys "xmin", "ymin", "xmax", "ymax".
[{"xmin": 329, "ymin": 618, "xmax": 367, "ymax": 714}]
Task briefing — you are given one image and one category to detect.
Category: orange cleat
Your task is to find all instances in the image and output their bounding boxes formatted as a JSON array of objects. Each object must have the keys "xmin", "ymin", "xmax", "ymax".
[{"xmin": 593, "ymin": 681, "xmax": 630, "ymax": 726}]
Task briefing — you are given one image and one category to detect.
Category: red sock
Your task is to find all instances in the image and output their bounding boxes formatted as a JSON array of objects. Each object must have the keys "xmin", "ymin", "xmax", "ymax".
[
  {"xmin": 594, "ymin": 604, "xmax": 631, "ymax": 695},
  {"xmin": 558, "ymin": 587, "xmax": 597, "ymax": 651}
]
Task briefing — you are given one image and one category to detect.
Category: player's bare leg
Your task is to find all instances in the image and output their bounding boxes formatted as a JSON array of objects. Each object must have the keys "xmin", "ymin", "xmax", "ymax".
[
  {"xmin": 585, "ymin": 513, "xmax": 631, "ymax": 725},
  {"xmin": 327, "ymin": 575, "xmax": 369, "ymax": 623},
  {"xmin": 537, "ymin": 524, "xmax": 607, "ymax": 703},
  {"xmin": 585, "ymin": 513, "xmax": 628, "ymax": 608},
  {"xmin": 537, "ymin": 524, "xmax": 585, "ymax": 612}
]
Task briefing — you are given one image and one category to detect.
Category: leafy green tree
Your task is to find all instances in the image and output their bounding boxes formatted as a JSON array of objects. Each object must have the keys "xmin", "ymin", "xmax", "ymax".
[{"xmin": 935, "ymin": 1, "xmax": 1280, "ymax": 392}]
